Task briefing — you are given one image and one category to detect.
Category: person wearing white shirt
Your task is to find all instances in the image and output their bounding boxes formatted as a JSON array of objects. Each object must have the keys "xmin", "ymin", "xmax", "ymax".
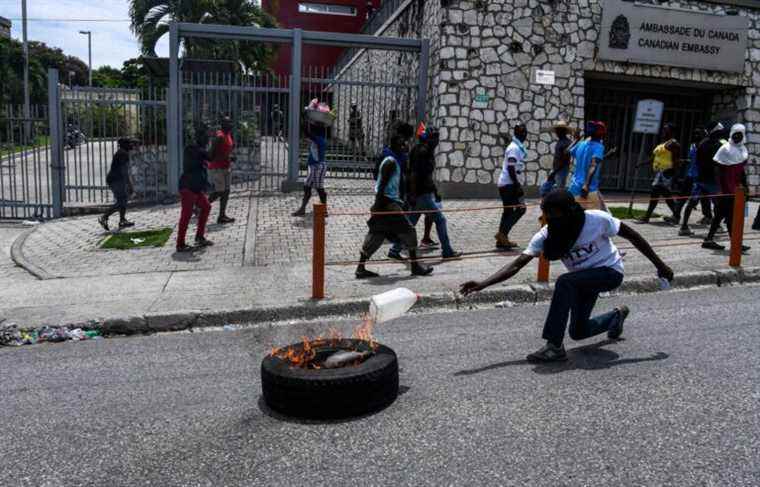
[
  {"xmin": 495, "ymin": 123, "xmax": 528, "ymax": 250},
  {"xmin": 461, "ymin": 189, "xmax": 673, "ymax": 362}
]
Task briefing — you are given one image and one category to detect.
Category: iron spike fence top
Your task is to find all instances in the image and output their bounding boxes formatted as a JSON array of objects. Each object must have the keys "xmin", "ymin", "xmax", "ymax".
[{"xmin": 174, "ymin": 23, "xmax": 423, "ymax": 51}]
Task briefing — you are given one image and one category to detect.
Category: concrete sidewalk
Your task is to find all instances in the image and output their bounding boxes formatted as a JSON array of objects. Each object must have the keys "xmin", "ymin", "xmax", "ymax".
[{"xmin": 3, "ymin": 181, "xmax": 760, "ymax": 331}]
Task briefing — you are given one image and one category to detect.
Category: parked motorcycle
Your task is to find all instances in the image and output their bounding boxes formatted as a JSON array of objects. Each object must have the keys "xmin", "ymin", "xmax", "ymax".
[{"xmin": 65, "ymin": 124, "xmax": 86, "ymax": 149}]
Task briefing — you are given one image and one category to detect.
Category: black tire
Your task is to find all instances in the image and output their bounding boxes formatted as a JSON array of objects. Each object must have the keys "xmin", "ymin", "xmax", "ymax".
[{"xmin": 261, "ymin": 339, "xmax": 399, "ymax": 419}]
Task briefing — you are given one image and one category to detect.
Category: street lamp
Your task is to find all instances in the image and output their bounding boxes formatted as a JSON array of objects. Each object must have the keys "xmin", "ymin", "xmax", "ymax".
[{"xmin": 78, "ymin": 30, "xmax": 92, "ymax": 87}]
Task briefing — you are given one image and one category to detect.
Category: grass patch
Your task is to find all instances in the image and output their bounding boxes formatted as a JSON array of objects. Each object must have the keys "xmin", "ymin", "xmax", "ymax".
[
  {"xmin": 100, "ymin": 227, "xmax": 173, "ymax": 250},
  {"xmin": 607, "ymin": 206, "xmax": 659, "ymax": 220},
  {"xmin": 0, "ymin": 135, "xmax": 50, "ymax": 158}
]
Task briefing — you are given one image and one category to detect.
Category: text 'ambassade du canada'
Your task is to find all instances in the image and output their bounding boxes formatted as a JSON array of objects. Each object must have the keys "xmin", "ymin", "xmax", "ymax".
[{"xmin": 638, "ymin": 22, "xmax": 741, "ymax": 56}]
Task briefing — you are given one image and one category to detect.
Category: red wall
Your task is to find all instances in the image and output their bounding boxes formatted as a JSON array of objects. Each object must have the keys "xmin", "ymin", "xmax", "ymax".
[{"xmin": 263, "ymin": 0, "xmax": 381, "ymax": 76}]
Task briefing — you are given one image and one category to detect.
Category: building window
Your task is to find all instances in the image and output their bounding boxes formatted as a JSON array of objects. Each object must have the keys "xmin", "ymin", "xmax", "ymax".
[{"xmin": 298, "ymin": 3, "xmax": 357, "ymax": 16}]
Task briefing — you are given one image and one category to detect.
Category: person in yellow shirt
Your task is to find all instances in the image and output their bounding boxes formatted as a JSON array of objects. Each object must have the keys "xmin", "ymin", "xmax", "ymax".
[{"xmin": 637, "ymin": 123, "xmax": 681, "ymax": 224}]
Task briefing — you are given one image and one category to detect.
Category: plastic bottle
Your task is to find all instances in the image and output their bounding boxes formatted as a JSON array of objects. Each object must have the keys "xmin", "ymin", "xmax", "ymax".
[{"xmin": 369, "ymin": 288, "xmax": 419, "ymax": 323}]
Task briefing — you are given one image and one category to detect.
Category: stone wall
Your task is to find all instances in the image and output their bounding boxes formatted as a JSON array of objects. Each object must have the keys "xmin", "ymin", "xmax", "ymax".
[{"xmin": 434, "ymin": 0, "xmax": 760, "ymax": 196}]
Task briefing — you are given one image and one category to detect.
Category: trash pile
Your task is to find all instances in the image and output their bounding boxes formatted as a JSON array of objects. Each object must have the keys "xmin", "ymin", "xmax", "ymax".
[{"xmin": 0, "ymin": 322, "xmax": 102, "ymax": 347}]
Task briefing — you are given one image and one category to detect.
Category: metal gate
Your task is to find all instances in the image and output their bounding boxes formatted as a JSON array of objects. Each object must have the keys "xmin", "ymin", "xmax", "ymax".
[
  {"xmin": 168, "ymin": 23, "xmax": 429, "ymax": 196},
  {"xmin": 181, "ymin": 69, "xmax": 290, "ymax": 193},
  {"xmin": 585, "ymin": 78, "xmax": 712, "ymax": 192},
  {"xmin": 0, "ymin": 104, "xmax": 53, "ymax": 219},
  {"xmin": 58, "ymin": 83, "xmax": 167, "ymax": 206}
]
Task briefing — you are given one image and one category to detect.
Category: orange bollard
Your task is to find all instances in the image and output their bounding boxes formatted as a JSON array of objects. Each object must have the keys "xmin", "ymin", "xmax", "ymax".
[
  {"xmin": 537, "ymin": 253, "xmax": 550, "ymax": 283},
  {"xmin": 536, "ymin": 214, "xmax": 549, "ymax": 282},
  {"xmin": 729, "ymin": 188, "xmax": 746, "ymax": 268},
  {"xmin": 312, "ymin": 202, "xmax": 326, "ymax": 299}
]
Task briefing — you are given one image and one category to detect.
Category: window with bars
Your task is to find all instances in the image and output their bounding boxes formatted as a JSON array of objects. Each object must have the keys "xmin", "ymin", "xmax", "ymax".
[{"xmin": 298, "ymin": 3, "xmax": 358, "ymax": 16}]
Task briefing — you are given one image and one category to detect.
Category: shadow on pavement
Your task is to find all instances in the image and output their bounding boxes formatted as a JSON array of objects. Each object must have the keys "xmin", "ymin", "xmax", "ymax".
[
  {"xmin": 255, "ymin": 385, "xmax": 411, "ymax": 425},
  {"xmin": 453, "ymin": 339, "xmax": 669, "ymax": 376}
]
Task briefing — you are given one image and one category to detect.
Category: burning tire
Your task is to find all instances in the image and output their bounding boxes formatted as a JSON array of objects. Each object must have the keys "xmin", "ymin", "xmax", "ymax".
[{"xmin": 261, "ymin": 339, "xmax": 399, "ymax": 419}]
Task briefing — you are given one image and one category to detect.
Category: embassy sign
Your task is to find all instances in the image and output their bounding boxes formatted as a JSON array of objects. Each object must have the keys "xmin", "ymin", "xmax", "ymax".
[{"xmin": 599, "ymin": 0, "xmax": 749, "ymax": 73}]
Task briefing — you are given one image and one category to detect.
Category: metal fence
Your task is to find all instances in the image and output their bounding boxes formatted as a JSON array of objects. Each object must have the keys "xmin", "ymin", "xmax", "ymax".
[
  {"xmin": 304, "ymin": 65, "xmax": 418, "ymax": 180},
  {"xmin": 335, "ymin": 0, "xmax": 407, "ymax": 73},
  {"xmin": 181, "ymin": 70, "xmax": 290, "ymax": 193},
  {"xmin": 60, "ymin": 86, "xmax": 168, "ymax": 205},
  {"xmin": 0, "ymin": 104, "xmax": 53, "ymax": 219}
]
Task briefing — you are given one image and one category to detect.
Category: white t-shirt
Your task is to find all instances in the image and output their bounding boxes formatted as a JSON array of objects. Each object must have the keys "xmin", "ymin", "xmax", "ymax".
[
  {"xmin": 523, "ymin": 210, "xmax": 624, "ymax": 274},
  {"xmin": 498, "ymin": 141, "xmax": 526, "ymax": 187}
]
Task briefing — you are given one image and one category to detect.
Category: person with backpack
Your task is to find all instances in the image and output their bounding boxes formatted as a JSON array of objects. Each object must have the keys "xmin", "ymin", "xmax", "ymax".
[
  {"xmin": 175, "ymin": 126, "xmax": 214, "ymax": 253},
  {"xmin": 98, "ymin": 137, "xmax": 137, "ymax": 231},
  {"xmin": 355, "ymin": 134, "xmax": 434, "ymax": 279},
  {"xmin": 460, "ymin": 189, "xmax": 674, "ymax": 362}
]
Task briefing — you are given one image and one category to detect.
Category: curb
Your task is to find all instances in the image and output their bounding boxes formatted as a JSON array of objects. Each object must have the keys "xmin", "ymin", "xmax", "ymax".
[
  {"xmin": 14, "ymin": 266, "xmax": 760, "ymax": 337},
  {"xmin": 9, "ymin": 225, "xmax": 56, "ymax": 280}
]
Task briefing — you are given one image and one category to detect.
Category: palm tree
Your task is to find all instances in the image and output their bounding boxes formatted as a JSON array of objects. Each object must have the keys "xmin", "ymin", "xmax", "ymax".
[{"xmin": 129, "ymin": 0, "xmax": 277, "ymax": 71}]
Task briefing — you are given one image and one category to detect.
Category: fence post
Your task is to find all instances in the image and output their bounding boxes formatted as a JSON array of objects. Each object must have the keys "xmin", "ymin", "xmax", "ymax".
[
  {"xmin": 729, "ymin": 188, "xmax": 746, "ymax": 268},
  {"xmin": 47, "ymin": 68, "xmax": 64, "ymax": 218},
  {"xmin": 284, "ymin": 28, "xmax": 303, "ymax": 192},
  {"xmin": 312, "ymin": 202, "xmax": 326, "ymax": 299}
]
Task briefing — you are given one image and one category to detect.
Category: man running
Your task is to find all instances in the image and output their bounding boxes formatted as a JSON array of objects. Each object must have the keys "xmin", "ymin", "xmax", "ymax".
[
  {"xmin": 405, "ymin": 126, "xmax": 462, "ymax": 260},
  {"xmin": 461, "ymin": 189, "xmax": 673, "ymax": 362},
  {"xmin": 637, "ymin": 123, "xmax": 681, "ymax": 225},
  {"xmin": 355, "ymin": 134, "xmax": 433, "ymax": 279},
  {"xmin": 292, "ymin": 120, "xmax": 328, "ymax": 217},
  {"xmin": 702, "ymin": 123, "xmax": 750, "ymax": 251},
  {"xmin": 175, "ymin": 126, "xmax": 213, "ymax": 252},
  {"xmin": 547, "ymin": 120, "xmax": 574, "ymax": 189},
  {"xmin": 208, "ymin": 116, "xmax": 236, "ymax": 224},
  {"xmin": 681, "ymin": 121, "xmax": 724, "ymax": 235},
  {"xmin": 99, "ymin": 137, "xmax": 138, "ymax": 231},
  {"xmin": 678, "ymin": 127, "xmax": 711, "ymax": 236},
  {"xmin": 568, "ymin": 121, "xmax": 608, "ymax": 211},
  {"xmin": 494, "ymin": 123, "xmax": 528, "ymax": 250}
]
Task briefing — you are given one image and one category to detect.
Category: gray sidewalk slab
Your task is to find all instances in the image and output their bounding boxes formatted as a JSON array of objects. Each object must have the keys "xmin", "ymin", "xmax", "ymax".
[{"xmin": 4, "ymin": 179, "xmax": 760, "ymax": 329}]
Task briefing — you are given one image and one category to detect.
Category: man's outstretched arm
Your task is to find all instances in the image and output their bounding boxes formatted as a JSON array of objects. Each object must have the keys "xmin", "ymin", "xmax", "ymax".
[
  {"xmin": 618, "ymin": 223, "xmax": 674, "ymax": 281},
  {"xmin": 460, "ymin": 254, "xmax": 534, "ymax": 295}
]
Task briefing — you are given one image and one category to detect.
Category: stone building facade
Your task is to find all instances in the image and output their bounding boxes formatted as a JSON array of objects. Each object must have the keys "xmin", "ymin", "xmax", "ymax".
[{"xmin": 336, "ymin": 0, "xmax": 760, "ymax": 197}]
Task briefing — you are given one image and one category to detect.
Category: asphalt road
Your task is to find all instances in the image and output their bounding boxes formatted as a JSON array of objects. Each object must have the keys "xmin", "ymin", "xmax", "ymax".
[{"xmin": 1, "ymin": 285, "xmax": 759, "ymax": 486}]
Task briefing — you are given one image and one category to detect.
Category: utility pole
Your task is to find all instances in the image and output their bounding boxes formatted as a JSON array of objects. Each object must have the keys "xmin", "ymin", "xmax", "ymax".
[
  {"xmin": 79, "ymin": 30, "xmax": 92, "ymax": 86},
  {"xmin": 22, "ymin": 0, "xmax": 30, "ymax": 143}
]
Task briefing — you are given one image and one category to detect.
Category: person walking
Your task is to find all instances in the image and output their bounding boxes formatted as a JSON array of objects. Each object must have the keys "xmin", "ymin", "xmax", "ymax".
[
  {"xmin": 98, "ymin": 137, "xmax": 137, "ymax": 231},
  {"xmin": 292, "ymin": 120, "xmax": 328, "ymax": 217},
  {"xmin": 546, "ymin": 120, "xmax": 574, "ymax": 189},
  {"xmin": 494, "ymin": 123, "xmax": 528, "ymax": 250},
  {"xmin": 403, "ymin": 126, "xmax": 462, "ymax": 260},
  {"xmin": 208, "ymin": 116, "xmax": 236, "ymax": 224},
  {"xmin": 272, "ymin": 104, "xmax": 285, "ymax": 142},
  {"xmin": 355, "ymin": 134, "xmax": 433, "ymax": 279},
  {"xmin": 348, "ymin": 103, "xmax": 365, "ymax": 154},
  {"xmin": 568, "ymin": 121, "xmax": 608, "ymax": 211},
  {"xmin": 460, "ymin": 189, "xmax": 673, "ymax": 362},
  {"xmin": 702, "ymin": 124, "xmax": 751, "ymax": 251},
  {"xmin": 681, "ymin": 121, "xmax": 724, "ymax": 236},
  {"xmin": 678, "ymin": 127, "xmax": 713, "ymax": 236},
  {"xmin": 636, "ymin": 123, "xmax": 681, "ymax": 225},
  {"xmin": 175, "ymin": 126, "xmax": 214, "ymax": 253}
]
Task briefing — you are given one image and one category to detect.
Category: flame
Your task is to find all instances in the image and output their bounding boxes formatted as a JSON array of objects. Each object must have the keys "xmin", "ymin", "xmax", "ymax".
[{"xmin": 269, "ymin": 316, "xmax": 379, "ymax": 368}]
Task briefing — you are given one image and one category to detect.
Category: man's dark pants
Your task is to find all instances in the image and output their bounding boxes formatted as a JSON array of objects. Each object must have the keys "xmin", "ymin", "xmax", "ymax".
[
  {"xmin": 498, "ymin": 184, "xmax": 526, "ymax": 236},
  {"xmin": 542, "ymin": 267, "xmax": 624, "ymax": 347}
]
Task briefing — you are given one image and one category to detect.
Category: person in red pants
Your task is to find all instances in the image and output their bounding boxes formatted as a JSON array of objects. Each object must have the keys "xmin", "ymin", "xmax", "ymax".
[{"xmin": 176, "ymin": 126, "xmax": 214, "ymax": 252}]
